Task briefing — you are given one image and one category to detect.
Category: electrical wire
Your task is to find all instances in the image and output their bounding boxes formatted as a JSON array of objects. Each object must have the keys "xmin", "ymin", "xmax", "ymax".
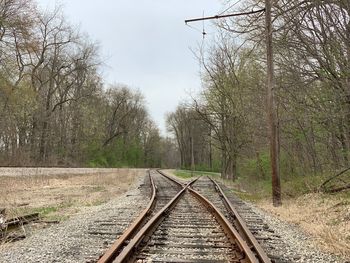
[
  {"xmin": 202, "ymin": 10, "xmax": 206, "ymax": 39},
  {"xmin": 218, "ymin": 0, "xmax": 244, "ymax": 16},
  {"xmin": 185, "ymin": 23, "xmax": 204, "ymax": 34},
  {"xmin": 185, "ymin": 20, "xmax": 214, "ymax": 37}
]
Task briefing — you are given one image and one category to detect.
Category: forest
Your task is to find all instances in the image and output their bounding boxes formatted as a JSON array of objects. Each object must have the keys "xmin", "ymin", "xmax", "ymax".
[
  {"xmin": 0, "ymin": 0, "xmax": 178, "ymax": 168},
  {"xmin": 1, "ymin": 0, "xmax": 350, "ymax": 189}
]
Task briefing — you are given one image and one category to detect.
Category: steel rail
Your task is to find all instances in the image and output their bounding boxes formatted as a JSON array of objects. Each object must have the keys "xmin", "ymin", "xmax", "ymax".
[
  {"xmin": 113, "ymin": 179, "xmax": 197, "ymax": 262},
  {"xmin": 156, "ymin": 169, "xmax": 185, "ymax": 187},
  {"xmin": 188, "ymin": 187, "xmax": 259, "ymax": 263},
  {"xmin": 115, "ymin": 170, "xmax": 258, "ymax": 263},
  {"xmin": 98, "ymin": 170, "xmax": 156, "ymax": 263},
  {"xmin": 208, "ymin": 177, "xmax": 272, "ymax": 263}
]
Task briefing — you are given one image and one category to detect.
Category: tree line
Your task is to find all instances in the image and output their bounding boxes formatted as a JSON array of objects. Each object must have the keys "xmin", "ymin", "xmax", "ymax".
[
  {"xmin": 167, "ymin": 0, "xmax": 350, "ymax": 180},
  {"xmin": 0, "ymin": 0, "xmax": 178, "ymax": 167}
]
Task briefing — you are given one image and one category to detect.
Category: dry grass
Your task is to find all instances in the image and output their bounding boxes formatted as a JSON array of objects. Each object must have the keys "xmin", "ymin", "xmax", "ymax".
[
  {"xmin": 257, "ymin": 193, "xmax": 350, "ymax": 258},
  {"xmin": 0, "ymin": 169, "xmax": 145, "ymax": 221}
]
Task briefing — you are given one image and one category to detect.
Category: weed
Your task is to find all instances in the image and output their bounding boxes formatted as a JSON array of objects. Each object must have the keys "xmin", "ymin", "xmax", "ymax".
[
  {"xmin": 87, "ymin": 186, "xmax": 106, "ymax": 193},
  {"xmin": 85, "ymin": 199, "xmax": 105, "ymax": 207},
  {"xmin": 174, "ymin": 170, "xmax": 220, "ymax": 179}
]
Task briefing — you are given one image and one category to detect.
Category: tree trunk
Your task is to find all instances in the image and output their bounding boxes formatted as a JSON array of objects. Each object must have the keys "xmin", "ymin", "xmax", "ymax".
[
  {"xmin": 190, "ymin": 136, "xmax": 195, "ymax": 172},
  {"xmin": 265, "ymin": 0, "xmax": 281, "ymax": 206},
  {"xmin": 30, "ymin": 117, "xmax": 38, "ymax": 162},
  {"xmin": 256, "ymin": 151, "xmax": 266, "ymax": 178},
  {"xmin": 39, "ymin": 119, "xmax": 48, "ymax": 163},
  {"xmin": 208, "ymin": 132, "xmax": 212, "ymax": 170},
  {"xmin": 221, "ymin": 149, "xmax": 227, "ymax": 179},
  {"xmin": 338, "ymin": 125, "xmax": 349, "ymax": 165}
]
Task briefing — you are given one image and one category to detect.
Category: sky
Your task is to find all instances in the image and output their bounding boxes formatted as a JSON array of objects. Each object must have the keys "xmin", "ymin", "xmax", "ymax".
[{"xmin": 36, "ymin": 0, "xmax": 225, "ymax": 135}]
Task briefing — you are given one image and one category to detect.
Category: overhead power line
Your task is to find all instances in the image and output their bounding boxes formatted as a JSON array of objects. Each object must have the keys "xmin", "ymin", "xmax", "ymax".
[{"xmin": 184, "ymin": 8, "xmax": 265, "ymax": 24}]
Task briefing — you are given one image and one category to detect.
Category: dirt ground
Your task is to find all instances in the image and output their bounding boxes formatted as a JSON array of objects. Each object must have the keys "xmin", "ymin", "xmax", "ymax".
[
  {"xmin": 0, "ymin": 169, "xmax": 146, "ymax": 221},
  {"xmin": 257, "ymin": 193, "xmax": 350, "ymax": 258}
]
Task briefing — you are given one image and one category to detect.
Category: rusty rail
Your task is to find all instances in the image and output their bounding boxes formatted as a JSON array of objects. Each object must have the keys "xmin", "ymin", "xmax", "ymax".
[
  {"xmin": 156, "ymin": 169, "xmax": 185, "ymax": 187},
  {"xmin": 208, "ymin": 177, "xmax": 272, "ymax": 263},
  {"xmin": 188, "ymin": 187, "xmax": 259, "ymax": 263},
  {"xmin": 98, "ymin": 170, "xmax": 156, "ymax": 263},
  {"xmin": 113, "ymin": 179, "xmax": 196, "ymax": 262},
  {"xmin": 114, "ymin": 171, "xmax": 258, "ymax": 263}
]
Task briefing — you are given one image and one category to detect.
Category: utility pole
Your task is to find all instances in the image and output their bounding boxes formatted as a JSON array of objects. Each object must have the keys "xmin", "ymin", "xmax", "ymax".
[
  {"xmin": 265, "ymin": 0, "xmax": 281, "ymax": 206},
  {"xmin": 185, "ymin": 0, "xmax": 282, "ymax": 206},
  {"xmin": 190, "ymin": 135, "xmax": 195, "ymax": 174}
]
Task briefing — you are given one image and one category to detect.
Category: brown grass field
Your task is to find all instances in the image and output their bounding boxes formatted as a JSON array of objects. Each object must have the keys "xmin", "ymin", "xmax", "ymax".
[
  {"xmin": 258, "ymin": 193, "xmax": 350, "ymax": 258},
  {"xmin": 0, "ymin": 169, "xmax": 145, "ymax": 221}
]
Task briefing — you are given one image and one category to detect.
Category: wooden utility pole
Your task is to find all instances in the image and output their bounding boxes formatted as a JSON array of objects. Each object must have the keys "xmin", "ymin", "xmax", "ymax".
[
  {"xmin": 185, "ymin": 1, "xmax": 282, "ymax": 206},
  {"xmin": 190, "ymin": 135, "xmax": 195, "ymax": 173},
  {"xmin": 265, "ymin": 0, "xmax": 281, "ymax": 206}
]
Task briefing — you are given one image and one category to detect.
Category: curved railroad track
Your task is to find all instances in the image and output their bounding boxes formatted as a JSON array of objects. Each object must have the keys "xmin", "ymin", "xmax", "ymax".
[{"xmin": 98, "ymin": 170, "xmax": 271, "ymax": 263}]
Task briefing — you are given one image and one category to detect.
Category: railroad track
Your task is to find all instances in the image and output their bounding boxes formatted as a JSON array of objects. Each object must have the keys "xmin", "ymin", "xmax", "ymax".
[
  {"xmin": 97, "ymin": 170, "xmax": 184, "ymax": 262},
  {"xmin": 151, "ymin": 170, "xmax": 184, "ymax": 211},
  {"xmin": 98, "ymin": 170, "xmax": 271, "ymax": 263}
]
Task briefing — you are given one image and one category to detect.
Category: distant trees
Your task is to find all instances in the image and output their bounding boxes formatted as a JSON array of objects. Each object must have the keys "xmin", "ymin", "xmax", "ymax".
[
  {"xmin": 88, "ymin": 85, "xmax": 163, "ymax": 168},
  {"xmin": 167, "ymin": 38, "xmax": 265, "ymax": 179},
  {"xmin": 195, "ymin": 40, "xmax": 263, "ymax": 180},
  {"xmin": 166, "ymin": 105, "xmax": 213, "ymax": 171},
  {"xmin": 0, "ymin": 1, "xmax": 169, "ymax": 168}
]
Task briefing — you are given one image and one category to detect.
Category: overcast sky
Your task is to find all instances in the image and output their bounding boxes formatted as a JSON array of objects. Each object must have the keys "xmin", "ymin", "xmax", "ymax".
[{"xmin": 36, "ymin": 0, "xmax": 224, "ymax": 135}]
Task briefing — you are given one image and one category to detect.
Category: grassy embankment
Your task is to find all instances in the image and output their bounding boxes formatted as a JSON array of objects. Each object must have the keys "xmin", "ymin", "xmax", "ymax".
[{"xmin": 171, "ymin": 168, "xmax": 350, "ymax": 258}]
